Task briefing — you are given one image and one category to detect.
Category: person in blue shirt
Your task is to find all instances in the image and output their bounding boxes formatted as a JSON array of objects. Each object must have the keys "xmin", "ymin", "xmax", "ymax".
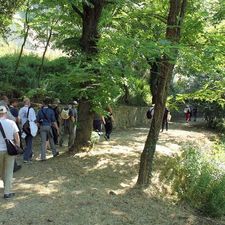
[
  {"xmin": 9, "ymin": 99, "xmax": 19, "ymax": 124},
  {"xmin": 37, "ymin": 98, "xmax": 59, "ymax": 161}
]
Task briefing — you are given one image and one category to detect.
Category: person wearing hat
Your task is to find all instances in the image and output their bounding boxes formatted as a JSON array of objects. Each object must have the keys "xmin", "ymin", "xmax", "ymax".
[
  {"xmin": 0, "ymin": 96, "xmax": 22, "ymax": 172},
  {"xmin": 0, "ymin": 96, "xmax": 16, "ymax": 122},
  {"xmin": 0, "ymin": 106, "xmax": 20, "ymax": 199},
  {"xmin": 59, "ymin": 101, "xmax": 77, "ymax": 151}
]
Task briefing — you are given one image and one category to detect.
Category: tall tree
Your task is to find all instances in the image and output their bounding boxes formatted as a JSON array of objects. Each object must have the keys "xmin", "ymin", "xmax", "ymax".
[
  {"xmin": 137, "ymin": 0, "xmax": 187, "ymax": 187},
  {"xmin": 14, "ymin": 1, "xmax": 31, "ymax": 76},
  {"xmin": 67, "ymin": 0, "xmax": 106, "ymax": 151}
]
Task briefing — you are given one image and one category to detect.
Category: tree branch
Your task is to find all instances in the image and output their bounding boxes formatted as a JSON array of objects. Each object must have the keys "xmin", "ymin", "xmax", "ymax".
[
  {"xmin": 177, "ymin": 0, "xmax": 187, "ymax": 37},
  {"xmin": 151, "ymin": 13, "xmax": 167, "ymax": 24},
  {"xmin": 68, "ymin": 0, "xmax": 84, "ymax": 19}
]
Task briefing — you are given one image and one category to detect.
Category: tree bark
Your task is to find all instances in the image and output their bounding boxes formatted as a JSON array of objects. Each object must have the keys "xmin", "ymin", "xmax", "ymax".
[
  {"xmin": 148, "ymin": 58, "xmax": 160, "ymax": 104},
  {"xmin": 37, "ymin": 26, "xmax": 53, "ymax": 87},
  {"xmin": 73, "ymin": 99, "xmax": 94, "ymax": 151},
  {"xmin": 14, "ymin": 2, "xmax": 30, "ymax": 76},
  {"xmin": 137, "ymin": 0, "xmax": 187, "ymax": 187},
  {"xmin": 70, "ymin": 1, "xmax": 105, "ymax": 152},
  {"xmin": 80, "ymin": 1, "xmax": 104, "ymax": 54}
]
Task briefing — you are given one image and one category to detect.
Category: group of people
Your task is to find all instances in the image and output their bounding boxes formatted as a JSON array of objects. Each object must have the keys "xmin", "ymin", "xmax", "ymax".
[
  {"xmin": 0, "ymin": 95, "xmax": 79, "ymax": 199},
  {"xmin": 146, "ymin": 105, "xmax": 171, "ymax": 132},
  {"xmin": 184, "ymin": 105, "xmax": 198, "ymax": 122},
  {"xmin": 0, "ymin": 95, "xmax": 115, "ymax": 199}
]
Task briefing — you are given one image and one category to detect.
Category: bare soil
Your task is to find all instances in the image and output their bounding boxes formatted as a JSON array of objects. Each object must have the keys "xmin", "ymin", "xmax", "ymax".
[{"xmin": 0, "ymin": 120, "xmax": 224, "ymax": 225}]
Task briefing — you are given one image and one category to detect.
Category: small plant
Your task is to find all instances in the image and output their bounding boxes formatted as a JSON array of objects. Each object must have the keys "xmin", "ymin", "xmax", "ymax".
[{"xmin": 160, "ymin": 143, "xmax": 225, "ymax": 217}]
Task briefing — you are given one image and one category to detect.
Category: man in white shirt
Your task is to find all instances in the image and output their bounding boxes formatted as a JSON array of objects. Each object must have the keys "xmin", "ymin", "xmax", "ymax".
[
  {"xmin": 0, "ymin": 106, "xmax": 20, "ymax": 199},
  {"xmin": 0, "ymin": 95, "xmax": 21, "ymax": 172},
  {"xmin": 19, "ymin": 98, "xmax": 36, "ymax": 163}
]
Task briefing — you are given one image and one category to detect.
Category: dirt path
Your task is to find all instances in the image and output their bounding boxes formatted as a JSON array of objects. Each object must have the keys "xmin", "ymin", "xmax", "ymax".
[{"xmin": 0, "ymin": 121, "xmax": 223, "ymax": 225}]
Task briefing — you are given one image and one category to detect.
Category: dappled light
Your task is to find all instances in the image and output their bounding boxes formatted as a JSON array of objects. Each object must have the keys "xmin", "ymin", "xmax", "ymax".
[
  {"xmin": 0, "ymin": 0, "xmax": 224, "ymax": 223},
  {"xmin": 0, "ymin": 122, "xmax": 224, "ymax": 225}
]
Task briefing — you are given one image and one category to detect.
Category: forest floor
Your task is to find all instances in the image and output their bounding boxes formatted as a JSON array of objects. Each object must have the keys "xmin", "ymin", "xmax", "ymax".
[{"xmin": 0, "ymin": 119, "xmax": 224, "ymax": 225}]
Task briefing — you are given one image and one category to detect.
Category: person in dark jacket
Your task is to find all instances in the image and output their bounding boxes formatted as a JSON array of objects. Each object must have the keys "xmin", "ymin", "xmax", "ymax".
[
  {"xmin": 103, "ymin": 107, "xmax": 114, "ymax": 141},
  {"xmin": 161, "ymin": 107, "xmax": 170, "ymax": 132}
]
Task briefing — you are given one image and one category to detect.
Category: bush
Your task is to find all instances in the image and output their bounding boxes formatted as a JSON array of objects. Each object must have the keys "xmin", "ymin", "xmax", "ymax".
[
  {"xmin": 0, "ymin": 54, "xmax": 72, "ymax": 97},
  {"xmin": 161, "ymin": 143, "xmax": 225, "ymax": 217}
]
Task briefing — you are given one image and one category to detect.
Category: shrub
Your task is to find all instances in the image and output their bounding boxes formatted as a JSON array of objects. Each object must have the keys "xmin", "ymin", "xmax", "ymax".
[
  {"xmin": 161, "ymin": 143, "xmax": 225, "ymax": 217},
  {"xmin": 0, "ymin": 54, "xmax": 72, "ymax": 97}
]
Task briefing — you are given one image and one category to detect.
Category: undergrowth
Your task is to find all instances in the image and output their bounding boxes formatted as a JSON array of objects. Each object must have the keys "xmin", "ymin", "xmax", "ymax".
[{"xmin": 160, "ymin": 141, "xmax": 225, "ymax": 218}]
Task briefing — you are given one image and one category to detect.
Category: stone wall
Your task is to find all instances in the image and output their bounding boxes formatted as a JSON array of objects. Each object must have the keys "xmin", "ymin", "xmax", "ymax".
[{"xmin": 112, "ymin": 105, "xmax": 150, "ymax": 129}]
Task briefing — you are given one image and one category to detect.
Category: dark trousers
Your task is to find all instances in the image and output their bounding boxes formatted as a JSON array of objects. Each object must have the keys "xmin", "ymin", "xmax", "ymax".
[
  {"xmin": 162, "ymin": 120, "xmax": 168, "ymax": 131},
  {"xmin": 23, "ymin": 134, "xmax": 33, "ymax": 161},
  {"xmin": 93, "ymin": 120, "xmax": 102, "ymax": 132},
  {"xmin": 104, "ymin": 122, "xmax": 113, "ymax": 139}
]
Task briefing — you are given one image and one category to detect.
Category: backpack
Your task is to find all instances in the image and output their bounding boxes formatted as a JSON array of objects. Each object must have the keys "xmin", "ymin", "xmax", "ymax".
[
  {"xmin": 60, "ymin": 108, "xmax": 70, "ymax": 120},
  {"xmin": 22, "ymin": 107, "xmax": 31, "ymax": 135},
  {"xmin": 146, "ymin": 107, "xmax": 154, "ymax": 119}
]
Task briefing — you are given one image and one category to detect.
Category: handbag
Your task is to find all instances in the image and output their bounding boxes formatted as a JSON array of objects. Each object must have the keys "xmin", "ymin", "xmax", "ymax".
[
  {"xmin": 0, "ymin": 122, "xmax": 24, "ymax": 156},
  {"xmin": 22, "ymin": 107, "xmax": 31, "ymax": 135},
  {"xmin": 29, "ymin": 121, "xmax": 38, "ymax": 137}
]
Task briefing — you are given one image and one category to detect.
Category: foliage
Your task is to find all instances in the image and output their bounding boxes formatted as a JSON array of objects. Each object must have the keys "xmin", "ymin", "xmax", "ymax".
[
  {"xmin": 0, "ymin": 0, "xmax": 25, "ymax": 36},
  {"xmin": 47, "ymin": 57, "xmax": 122, "ymax": 108},
  {"xmin": 0, "ymin": 53, "xmax": 72, "ymax": 98},
  {"xmin": 174, "ymin": 77, "xmax": 225, "ymax": 130},
  {"xmin": 160, "ymin": 143, "xmax": 225, "ymax": 217},
  {"xmin": 1, "ymin": 0, "xmax": 223, "ymax": 110},
  {"xmin": 0, "ymin": 81, "xmax": 20, "ymax": 98}
]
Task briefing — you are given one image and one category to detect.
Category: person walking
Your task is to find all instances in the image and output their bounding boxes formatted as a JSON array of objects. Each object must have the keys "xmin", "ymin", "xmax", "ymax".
[
  {"xmin": 93, "ymin": 112, "xmax": 104, "ymax": 134},
  {"xmin": 70, "ymin": 101, "xmax": 78, "ymax": 139},
  {"xmin": 0, "ymin": 106, "xmax": 20, "ymax": 199},
  {"xmin": 19, "ymin": 98, "xmax": 36, "ymax": 163},
  {"xmin": 103, "ymin": 107, "xmax": 114, "ymax": 141},
  {"xmin": 192, "ymin": 106, "xmax": 198, "ymax": 122},
  {"xmin": 0, "ymin": 96, "xmax": 21, "ymax": 172},
  {"xmin": 49, "ymin": 99, "xmax": 61, "ymax": 145},
  {"xmin": 161, "ymin": 107, "xmax": 170, "ymax": 132},
  {"xmin": 37, "ymin": 98, "xmax": 59, "ymax": 161},
  {"xmin": 184, "ymin": 105, "xmax": 191, "ymax": 123},
  {"xmin": 9, "ymin": 98, "xmax": 23, "ymax": 172},
  {"xmin": 59, "ymin": 105, "xmax": 76, "ymax": 151}
]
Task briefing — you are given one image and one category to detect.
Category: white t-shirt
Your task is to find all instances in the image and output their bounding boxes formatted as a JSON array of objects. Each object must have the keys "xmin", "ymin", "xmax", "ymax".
[
  {"xmin": 0, "ymin": 118, "xmax": 19, "ymax": 151},
  {"xmin": 19, "ymin": 105, "xmax": 36, "ymax": 126}
]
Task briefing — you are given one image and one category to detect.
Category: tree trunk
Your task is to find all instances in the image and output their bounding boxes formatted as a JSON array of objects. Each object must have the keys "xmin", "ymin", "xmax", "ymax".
[
  {"xmin": 70, "ymin": 1, "xmax": 105, "ymax": 152},
  {"xmin": 148, "ymin": 58, "xmax": 160, "ymax": 104},
  {"xmin": 73, "ymin": 99, "xmax": 94, "ymax": 151},
  {"xmin": 14, "ymin": 1, "xmax": 30, "ymax": 76},
  {"xmin": 137, "ymin": 0, "xmax": 187, "ymax": 187},
  {"xmin": 37, "ymin": 26, "xmax": 53, "ymax": 87},
  {"xmin": 80, "ymin": 1, "xmax": 104, "ymax": 54}
]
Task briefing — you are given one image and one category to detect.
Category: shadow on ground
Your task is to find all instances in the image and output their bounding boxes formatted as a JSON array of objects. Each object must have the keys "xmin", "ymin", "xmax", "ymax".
[{"xmin": 0, "ymin": 123, "xmax": 223, "ymax": 225}]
